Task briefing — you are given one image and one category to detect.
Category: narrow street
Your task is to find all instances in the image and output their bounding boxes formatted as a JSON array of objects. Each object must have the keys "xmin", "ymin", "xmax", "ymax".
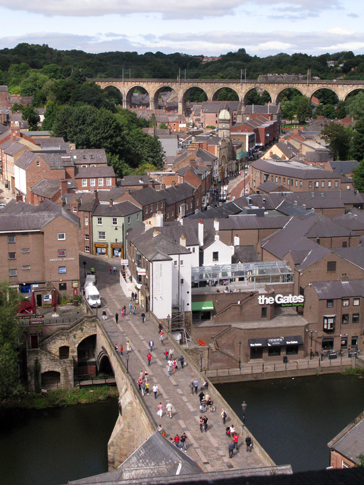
[{"xmin": 80, "ymin": 253, "xmax": 274, "ymax": 473}]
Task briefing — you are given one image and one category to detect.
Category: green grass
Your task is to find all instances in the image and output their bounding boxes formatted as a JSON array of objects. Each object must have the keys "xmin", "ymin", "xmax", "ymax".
[
  {"xmin": 341, "ymin": 368, "xmax": 364, "ymax": 376},
  {"xmin": 0, "ymin": 386, "xmax": 118, "ymax": 410}
]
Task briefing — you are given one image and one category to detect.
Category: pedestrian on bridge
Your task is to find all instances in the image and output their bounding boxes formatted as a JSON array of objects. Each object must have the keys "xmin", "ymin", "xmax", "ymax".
[
  {"xmin": 189, "ymin": 380, "xmax": 195, "ymax": 395},
  {"xmin": 158, "ymin": 322, "xmax": 163, "ymax": 334},
  {"xmin": 179, "ymin": 355, "xmax": 184, "ymax": 369},
  {"xmin": 164, "ymin": 349, "xmax": 168, "ymax": 361},
  {"xmin": 199, "ymin": 416, "xmax": 204, "ymax": 433},
  {"xmin": 233, "ymin": 433, "xmax": 239, "ymax": 451},
  {"xmin": 126, "ymin": 340, "xmax": 131, "ymax": 352},
  {"xmin": 221, "ymin": 409, "xmax": 227, "ymax": 425},
  {"xmin": 120, "ymin": 344, "xmax": 123, "ymax": 355},
  {"xmin": 153, "ymin": 384, "xmax": 158, "ymax": 399},
  {"xmin": 157, "ymin": 403, "xmax": 163, "ymax": 418},
  {"xmin": 193, "ymin": 378, "xmax": 199, "ymax": 394},
  {"xmin": 203, "ymin": 415, "xmax": 208, "ymax": 432},
  {"xmin": 166, "ymin": 401, "xmax": 173, "ymax": 418},
  {"xmin": 173, "ymin": 434, "xmax": 180, "ymax": 449},
  {"xmin": 113, "ymin": 266, "xmax": 117, "ymax": 274},
  {"xmin": 141, "ymin": 381, "xmax": 146, "ymax": 396},
  {"xmin": 168, "ymin": 348, "xmax": 174, "ymax": 360},
  {"xmin": 149, "ymin": 340, "xmax": 154, "ymax": 352},
  {"xmin": 129, "ymin": 302, "xmax": 132, "ymax": 314},
  {"xmin": 141, "ymin": 312, "xmax": 146, "ymax": 323},
  {"xmin": 121, "ymin": 307, "xmax": 125, "ymax": 318},
  {"xmin": 198, "ymin": 390, "xmax": 205, "ymax": 404},
  {"xmin": 147, "ymin": 353, "xmax": 152, "ymax": 367},
  {"xmin": 180, "ymin": 433, "xmax": 187, "ymax": 452},
  {"xmin": 228, "ymin": 441, "xmax": 235, "ymax": 458},
  {"xmin": 115, "ymin": 312, "xmax": 119, "ymax": 324}
]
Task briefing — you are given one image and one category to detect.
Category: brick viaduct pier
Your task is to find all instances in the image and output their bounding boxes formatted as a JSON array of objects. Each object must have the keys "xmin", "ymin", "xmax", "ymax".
[{"xmin": 91, "ymin": 77, "xmax": 364, "ymax": 114}]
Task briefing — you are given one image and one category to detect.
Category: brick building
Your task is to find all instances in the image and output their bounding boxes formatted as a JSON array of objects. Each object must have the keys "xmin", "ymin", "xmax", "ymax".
[{"xmin": 0, "ymin": 199, "xmax": 80, "ymax": 298}]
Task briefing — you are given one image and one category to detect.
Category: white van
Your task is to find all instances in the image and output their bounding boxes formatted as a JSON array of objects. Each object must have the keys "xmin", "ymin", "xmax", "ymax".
[{"xmin": 85, "ymin": 284, "xmax": 101, "ymax": 308}]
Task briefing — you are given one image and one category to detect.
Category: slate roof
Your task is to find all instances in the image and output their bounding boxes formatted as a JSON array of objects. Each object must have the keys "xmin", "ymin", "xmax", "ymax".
[
  {"xmin": 163, "ymin": 183, "xmax": 195, "ymax": 205},
  {"xmin": 328, "ymin": 160, "xmax": 359, "ymax": 175},
  {"xmin": 68, "ymin": 431, "xmax": 202, "ymax": 483},
  {"xmin": 0, "ymin": 199, "xmax": 79, "ymax": 231},
  {"xmin": 62, "ymin": 193, "xmax": 97, "ymax": 212},
  {"xmin": 268, "ymin": 190, "xmax": 364, "ymax": 208},
  {"xmin": 243, "ymin": 105, "xmax": 280, "ymax": 115},
  {"xmin": 4, "ymin": 141, "xmax": 25, "ymax": 156},
  {"xmin": 312, "ymin": 280, "xmax": 364, "ymax": 300},
  {"xmin": 119, "ymin": 175, "xmax": 151, "ymax": 186},
  {"xmin": 305, "ymin": 151, "xmax": 333, "ymax": 163},
  {"xmin": 93, "ymin": 201, "xmax": 141, "ymax": 217},
  {"xmin": 75, "ymin": 166, "xmax": 115, "ymax": 178},
  {"xmin": 328, "ymin": 412, "xmax": 364, "ymax": 466},
  {"xmin": 274, "ymin": 200, "xmax": 311, "ymax": 217},
  {"xmin": 251, "ymin": 159, "xmax": 340, "ymax": 179},
  {"xmin": 332, "ymin": 247, "xmax": 364, "ymax": 270},
  {"xmin": 232, "ymin": 245, "xmax": 259, "ymax": 263},
  {"xmin": 30, "ymin": 179, "xmax": 61, "ymax": 198},
  {"xmin": 188, "ymin": 201, "xmax": 242, "ymax": 220},
  {"xmin": 173, "ymin": 147, "xmax": 217, "ymax": 167},
  {"xmin": 14, "ymin": 151, "xmax": 38, "ymax": 170},
  {"xmin": 129, "ymin": 187, "xmax": 166, "ymax": 205},
  {"xmin": 257, "ymin": 181, "xmax": 284, "ymax": 193}
]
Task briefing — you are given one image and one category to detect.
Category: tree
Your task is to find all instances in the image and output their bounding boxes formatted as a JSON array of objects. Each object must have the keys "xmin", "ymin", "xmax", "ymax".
[
  {"xmin": 0, "ymin": 283, "xmax": 24, "ymax": 400},
  {"xmin": 336, "ymin": 101, "xmax": 348, "ymax": 119},
  {"xmin": 350, "ymin": 120, "xmax": 364, "ymax": 161},
  {"xmin": 321, "ymin": 122, "xmax": 351, "ymax": 160},
  {"xmin": 11, "ymin": 102, "xmax": 23, "ymax": 113},
  {"xmin": 297, "ymin": 96, "xmax": 312, "ymax": 123},
  {"xmin": 22, "ymin": 105, "xmax": 40, "ymax": 131},
  {"xmin": 353, "ymin": 160, "xmax": 364, "ymax": 192},
  {"xmin": 347, "ymin": 92, "xmax": 364, "ymax": 120},
  {"xmin": 149, "ymin": 113, "xmax": 157, "ymax": 129}
]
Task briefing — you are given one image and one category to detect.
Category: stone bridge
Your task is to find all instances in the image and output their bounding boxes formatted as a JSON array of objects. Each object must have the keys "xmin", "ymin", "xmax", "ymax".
[{"xmin": 91, "ymin": 77, "xmax": 364, "ymax": 114}]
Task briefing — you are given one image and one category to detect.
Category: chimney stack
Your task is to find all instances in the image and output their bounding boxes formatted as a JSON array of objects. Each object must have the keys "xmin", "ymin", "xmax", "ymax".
[
  {"xmin": 215, "ymin": 232, "xmax": 220, "ymax": 241},
  {"xmin": 153, "ymin": 229, "xmax": 160, "ymax": 238},
  {"xmin": 60, "ymin": 179, "xmax": 68, "ymax": 196},
  {"xmin": 214, "ymin": 218, "xmax": 219, "ymax": 233},
  {"xmin": 180, "ymin": 234, "xmax": 186, "ymax": 247},
  {"xmin": 109, "ymin": 199, "xmax": 113, "ymax": 207},
  {"xmin": 198, "ymin": 218, "xmax": 204, "ymax": 246},
  {"xmin": 234, "ymin": 235, "xmax": 240, "ymax": 246},
  {"xmin": 156, "ymin": 211, "xmax": 163, "ymax": 227}
]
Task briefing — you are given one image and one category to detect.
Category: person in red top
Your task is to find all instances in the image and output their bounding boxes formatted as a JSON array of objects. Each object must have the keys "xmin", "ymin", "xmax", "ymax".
[
  {"xmin": 164, "ymin": 349, "xmax": 168, "ymax": 361},
  {"xmin": 120, "ymin": 344, "xmax": 123, "ymax": 355},
  {"xmin": 147, "ymin": 353, "xmax": 152, "ymax": 367},
  {"xmin": 173, "ymin": 434, "xmax": 180, "ymax": 449},
  {"xmin": 233, "ymin": 433, "xmax": 239, "ymax": 451}
]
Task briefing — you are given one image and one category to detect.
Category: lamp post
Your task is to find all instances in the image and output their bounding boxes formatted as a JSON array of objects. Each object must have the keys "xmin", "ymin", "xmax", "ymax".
[
  {"xmin": 167, "ymin": 314, "xmax": 171, "ymax": 333},
  {"xmin": 126, "ymin": 352, "xmax": 129, "ymax": 374},
  {"xmin": 306, "ymin": 329, "xmax": 317, "ymax": 359},
  {"xmin": 199, "ymin": 350, "xmax": 203, "ymax": 372},
  {"xmin": 83, "ymin": 260, "xmax": 86, "ymax": 278},
  {"xmin": 241, "ymin": 401, "xmax": 247, "ymax": 425},
  {"xmin": 239, "ymin": 341, "xmax": 242, "ymax": 370}
]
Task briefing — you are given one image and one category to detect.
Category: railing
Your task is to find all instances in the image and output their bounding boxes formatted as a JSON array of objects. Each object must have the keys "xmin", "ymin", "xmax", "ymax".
[
  {"xmin": 75, "ymin": 376, "xmax": 116, "ymax": 388},
  {"xmin": 206, "ymin": 355, "xmax": 354, "ymax": 378}
]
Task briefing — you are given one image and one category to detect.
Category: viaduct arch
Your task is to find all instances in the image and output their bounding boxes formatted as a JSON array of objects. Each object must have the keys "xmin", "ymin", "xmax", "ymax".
[{"xmin": 91, "ymin": 78, "xmax": 364, "ymax": 114}]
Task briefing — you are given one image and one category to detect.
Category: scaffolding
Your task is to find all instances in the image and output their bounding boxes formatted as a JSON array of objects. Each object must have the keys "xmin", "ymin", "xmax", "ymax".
[{"xmin": 191, "ymin": 261, "xmax": 293, "ymax": 291}]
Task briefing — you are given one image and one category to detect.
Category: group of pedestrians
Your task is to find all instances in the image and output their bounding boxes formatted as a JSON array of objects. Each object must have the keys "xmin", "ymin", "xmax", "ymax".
[
  {"xmin": 137, "ymin": 370, "xmax": 158, "ymax": 397},
  {"xmin": 108, "ymin": 266, "xmax": 117, "ymax": 275},
  {"xmin": 157, "ymin": 400, "xmax": 173, "ymax": 418},
  {"xmin": 169, "ymin": 433, "xmax": 187, "ymax": 452}
]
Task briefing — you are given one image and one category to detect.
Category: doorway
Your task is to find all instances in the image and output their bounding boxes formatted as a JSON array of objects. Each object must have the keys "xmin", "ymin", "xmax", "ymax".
[{"xmin": 36, "ymin": 294, "xmax": 42, "ymax": 307}]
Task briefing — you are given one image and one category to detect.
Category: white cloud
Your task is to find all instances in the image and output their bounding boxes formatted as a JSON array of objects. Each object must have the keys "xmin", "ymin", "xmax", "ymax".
[
  {"xmin": 326, "ymin": 27, "xmax": 355, "ymax": 35},
  {"xmin": 0, "ymin": 0, "xmax": 342, "ymax": 19}
]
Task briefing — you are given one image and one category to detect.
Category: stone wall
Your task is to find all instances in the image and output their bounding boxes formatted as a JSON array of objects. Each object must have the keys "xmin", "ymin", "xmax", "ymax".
[{"xmin": 27, "ymin": 348, "xmax": 74, "ymax": 391}]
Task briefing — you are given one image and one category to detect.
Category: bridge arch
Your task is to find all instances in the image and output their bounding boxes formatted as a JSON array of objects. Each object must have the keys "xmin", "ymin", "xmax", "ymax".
[
  {"xmin": 41, "ymin": 370, "xmax": 60, "ymax": 390},
  {"xmin": 275, "ymin": 86, "xmax": 305, "ymax": 105},
  {"xmin": 102, "ymin": 85, "xmax": 124, "ymax": 105},
  {"xmin": 96, "ymin": 347, "xmax": 114, "ymax": 376},
  {"xmin": 344, "ymin": 87, "xmax": 364, "ymax": 101},
  {"xmin": 212, "ymin": 86, "xmax": 239, "ymax": 101},
  {"xmin": 180, "ymin": 85, "xmax": 210, "ymax": 115},
  {"xmin": 150, "ymin": 85, "xmax": 176, "ymax": 112},
  {"xmin": 126, "ymin": 85, "xmax": 151, "ymax": 109}
]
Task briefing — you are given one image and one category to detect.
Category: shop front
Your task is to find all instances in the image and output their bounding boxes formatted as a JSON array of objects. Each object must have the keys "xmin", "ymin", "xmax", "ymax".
[
  {"xmin": 192, "ymin": 301, "xmax": 214, "ymax": 322},
  {"xmin": 248, "ymin": 334, "xmax": 304, "ymax": 361},
  {"xmin": 94, "ymin": 243, "xmax": 108, "ymax": 256},
  {"xmin": 111, "ymin": 243, "xmax": 123, "ymax": 258}
]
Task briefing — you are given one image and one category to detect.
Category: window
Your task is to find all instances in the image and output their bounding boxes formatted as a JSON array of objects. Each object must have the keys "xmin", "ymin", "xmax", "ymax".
[
  {"xmin": 22, "ymin": 265, "xmax": 30, "ymax": 270},
  {"xmin": 36, "ymin": 160, "xmax": 40, "ymax": 167},
  {"xmin": 353, "ymin": 298, "xmax": 360, "ymax": 306},
  {"xmin": 295, "ymin": 180, "xmax": 298, "ymax": 187},
  {"xmin": 174, "ymin": 260, "xmax": 177, "ymax": 266},
  {"xmin": 98, "ymin": 232, "xmax": 106, "ymax": 240},
  {"xmin": 161, "ymin": 202, "xmax": 163, "ymax": 208},
  {"xmin": 352, "ymin": 336, "xmax": 358, "ymax": 346},
  {"xmin": 323, "ymin": 316, "xmax": 335, "ymax": 330},
  {"xmin": 342, "ymin": 299, "xmax": 349, "ymax": 307},
  {"xmin": 72, "ymin": 206, "xmax": 77, "ymax": 213},
  {"xmin": 112, "ymin": 218, "xmax": 117, "ymax": 226},
  {"xmin": 308, "ymin": 181, "xmax": 312, "ymax": 188},
  {"xmin": 353, "ymin": 314, "xmax": 359, "ymax": 323},
  {"xmin": 213, "ymin": 251, "xmax": 219, "ymax": 262},
  {"xmin": 326, "ymin": 300, "xmax": 333, "ymax": 308},
  {"xmin": 127, "ymin": 216, "xmax": 131, "ymax": 224},
  {"xmin": 283, "ymin": 177, "xmax": 285, "ymax": 184},
  {"xmin": 268, "ymin": 346, "xmax": 281, "ymax": 357},
  {"xmin": 21, "ymin": 248, "xmax": 30, "ymax": 254},
  {"xmin": 335, "ymin": 181, "xmax": 339, "ymax": 188},
  {"xmin": 275, "ymin": 176, "xmax": 278, "ymax": 183},
  {"xmin": 315, "ymin": 181, "xmax": 319, "ymax": 188},
  {"xmin": 321, "ymin": 181, "xmax": 325, "ymax": 188},
  {"xmin": 261, "ymin": 307, "xmax": 267, "ymax": 318},
  {"xmin": 341, "ymin": 337, "xmax": 348, "ymax": 349},
  {"xmin": 90, "ymin": 179, "xmax": 95, "ymax": 187},
  {"xmin": 97, "ymin": 217, "xmax": 103, "ymax": 225},
  {"xmin": 145, "ymin": 207, "xmax": 148, "ymax": 214},
  {"xmin": 85, "ymin": 217, "xmax": 88, "ymax": 226},
  {"xmin": 180, "ymin": 260, "xmax": 183, "ymax": 266},
  {"xmin": 58, "ymin": 233, "xmax": 65, "ymax": 240},
  {"xmin": 8, "ymin": 252, "xmax": 16, "ymax": 260},
  {"xmin": 9, "ymin": 269, "xmax": 17, "ymax": 277},
  {"xmin": 82, "ymin": 179, "xmax": 87, "ymax": 187},
  {"xmin": 180, "ymin": 279, "xmax": 184, "ymax": 284},
  {"xmin": 322, "ymin": 338, "xmax": 334, "ymax": 350},
  {"xmin": 85, "ymin": 234, "xmax": 89, "ymax": 240},
  {"xmin": 190, "ymin": 202, "xmax": 193, "ymax": 209},
  {"xmin": 172, "ymin": 209, "xmax": 174, "ymax": 217},
  {"xmin": 196, "ymin": 199, "xmax": 199, "ymax": 206},
  {"xmin": 327, "ymin": 261, "xmax": 336, "ymax": 272},
  {"xmin": 59, "ymin": 283, "xmax": 67, "ymax": 291},
  {"xmin": 58, "ymin": 249, "xmax": 66, "ymax": 257},
  {"xmin": 166, "ymin": 211, "xmax": 169, "ymax": 218},
  {"xmin": 8, "ymin": 236, "xmax": 15, "ymax": 243},
  {"xmin": 98, "ymin": 178, "xmax": 104, "ymax": 186},
  {"xmin": 106, "ymin": 178, "xmax": 112, "ymax": 186},
  {"xmin": 58, "ymin": 266, "xmax": 66, "ymax": 274},
  {"xmin": 328, "ymin": 181, "xmax": 332, "ymax": 188},
  {"xmin": 342, "ymin": 314, "xmax": 349, "ymax": 324},
  {"xmin": 156, "ymin": 203, "xmax": 158, "ymax": 210},
  {"xmin": 85, "ymin": 246, "xmax": 90, "ymax": 252},
  {"xmin": 300, "ymin": 181, "xmax": 303, "ymax": 188},
  {"xmin": 137, "ymin": 213, "xmax": 140, "ymax": 221}
]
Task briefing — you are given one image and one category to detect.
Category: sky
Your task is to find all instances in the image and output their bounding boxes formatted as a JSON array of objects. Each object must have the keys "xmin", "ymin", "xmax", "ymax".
[{"xmin": 0, "ymin": 0, "xmax": 363, "ymax": 58}]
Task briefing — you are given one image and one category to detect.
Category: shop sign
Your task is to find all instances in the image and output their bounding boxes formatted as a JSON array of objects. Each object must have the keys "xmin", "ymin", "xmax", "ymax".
[
  {"xmin": 258, "ymin": 294, "xmax": 304, "ymax": 306},
  {"xmin": 137, "ymin": 268, "xmax": 146, "ymax": 275},
  {"xmin": 72, "ymin": 281, "xmax": 79, "ymax": 288},
  {"xmin": 120, "ymin": 259, "xmax": 128, "ymax": 265},
  {"xmin": 44, "ymin": 294, "xmax": 52, "ymax": 302}
]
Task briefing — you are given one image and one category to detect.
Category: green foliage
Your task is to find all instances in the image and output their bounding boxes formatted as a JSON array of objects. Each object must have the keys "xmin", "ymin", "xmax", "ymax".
[
  {"xmin": 347, "ymin": 92, "xmax": 364, "ymax": 120},
  {"xmin": 158, "ymin": 123, "xmax": 169, "ymax": 130},
  {"xmin": 321, "ymin": 122, "xmax": 351, "ymax": 160},
  {"xmin": 336, "ymin": 101, "xmax": 348, "ymax": 119},
  {"xmin": 149, "ymin": 113, "xmax": 157, "ymax": 129},
  {"xmin": 11, "ymin": 102, "xmax": 23, "ymax": 113},
  {"xmin": 216, "ymin": 88, "xmax": 239, "ymax": 101},
  {"xmin": 22, "ymin": 105, "xmax": 40, "ymax": 131},
  {"xmin": 356, "ymin": 454, "xmax": 364, "ymax": 467},
  {"xmin": 0, "ymin": 283, "xmax": 24, "ymax": 400},
  {"xmin": 297, "ymin": 96, "xmax": 312, "ymax": 123}
]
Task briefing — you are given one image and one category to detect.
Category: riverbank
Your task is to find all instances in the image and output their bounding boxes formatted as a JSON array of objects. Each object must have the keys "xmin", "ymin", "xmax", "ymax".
[{"xmin": 0, "ymin": 386, "xmax": 118, "ymax": 410}]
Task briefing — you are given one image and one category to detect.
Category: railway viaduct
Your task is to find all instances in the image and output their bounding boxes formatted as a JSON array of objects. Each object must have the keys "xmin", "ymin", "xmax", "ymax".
[{"xmin": 91, "ymin": 77, "xmax": 364, "ymax": 114}]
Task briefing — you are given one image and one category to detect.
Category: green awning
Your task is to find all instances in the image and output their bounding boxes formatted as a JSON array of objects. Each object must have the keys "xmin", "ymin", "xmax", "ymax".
[{"xmin": 192, "ymin": 301, "xmax": 214, "ymax": 311}]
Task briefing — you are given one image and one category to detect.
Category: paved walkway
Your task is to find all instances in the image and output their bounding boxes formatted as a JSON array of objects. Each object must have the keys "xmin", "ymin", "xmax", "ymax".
[{"xmin": 80, "ymin": 254, "xmax": 271, "ymax": 473}]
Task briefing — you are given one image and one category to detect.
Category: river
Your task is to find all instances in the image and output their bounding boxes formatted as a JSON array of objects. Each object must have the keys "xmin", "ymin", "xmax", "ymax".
[
  {"xmin": 216, "ymin": 373, "xmax": 364, "ymax": 472},
  {"xmin": 0, "ymin": 399, "xmax": 118, "ymax": 485}
]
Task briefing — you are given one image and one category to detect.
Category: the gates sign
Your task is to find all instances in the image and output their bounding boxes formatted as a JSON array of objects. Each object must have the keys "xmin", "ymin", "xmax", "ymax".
[{"xmin": 258, "ymin": 294, "xmax": 304, "ymax": 306}]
